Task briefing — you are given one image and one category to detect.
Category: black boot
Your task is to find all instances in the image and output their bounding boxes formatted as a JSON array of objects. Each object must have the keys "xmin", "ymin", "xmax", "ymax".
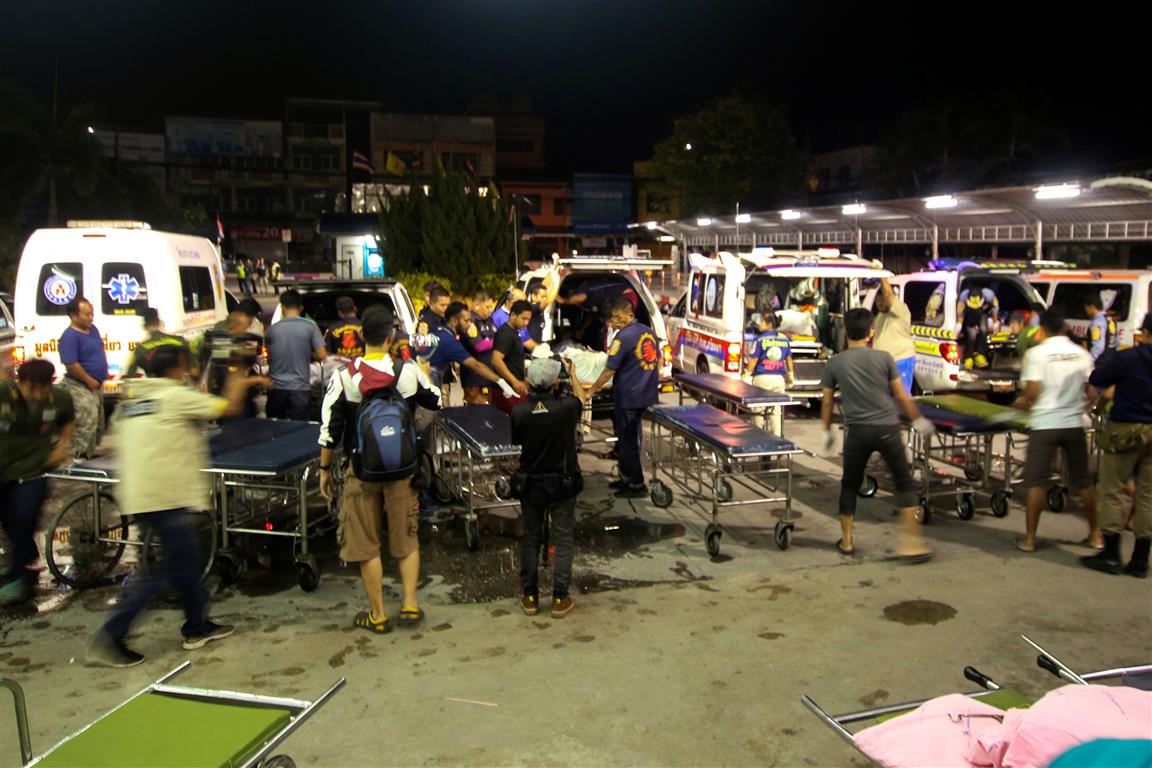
[
  {"xmin": 1080, "ymin": 533, "xmax": 1123, "ymax": 574},
  {"xmin": 1122, "ymin": 538, "xmax": 1150, "ymax": 579}
]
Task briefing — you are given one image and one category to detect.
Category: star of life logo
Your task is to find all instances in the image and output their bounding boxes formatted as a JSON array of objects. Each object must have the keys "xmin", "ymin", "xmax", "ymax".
[{"xmin": 106, "ymin": 273, "xmax": 141, "ymax": 305}]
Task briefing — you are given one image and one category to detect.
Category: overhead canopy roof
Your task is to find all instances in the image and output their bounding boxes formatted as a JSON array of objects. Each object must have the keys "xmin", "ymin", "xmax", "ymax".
[{"xmin": 653, "ymin": 176, "xmax": 1152, "ymax": 249}]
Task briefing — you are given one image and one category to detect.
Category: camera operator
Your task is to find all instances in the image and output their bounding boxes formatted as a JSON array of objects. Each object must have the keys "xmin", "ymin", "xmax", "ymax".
[{"xmin": 510, "ymin": 357, "xmax": 585, "ymax": 619}]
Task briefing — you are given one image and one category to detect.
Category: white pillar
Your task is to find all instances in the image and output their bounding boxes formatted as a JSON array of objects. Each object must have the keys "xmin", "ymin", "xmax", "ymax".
[
  {"xmin": 1034, "ymin": 220, "xmax": 1043, "ymax": 260},
  {"xmin": 931, "ymin": 223, "xmax": 939, "ymax": 260}
]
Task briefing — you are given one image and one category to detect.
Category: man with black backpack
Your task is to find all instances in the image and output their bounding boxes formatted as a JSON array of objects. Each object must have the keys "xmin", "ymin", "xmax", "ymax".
[
  {"xmin": 510, "ymin": 357, "xmax": 585, "ymax": 619},
  {"xmin": 318, "ymin": 305, "xmax": 441, "ymax": 634}
]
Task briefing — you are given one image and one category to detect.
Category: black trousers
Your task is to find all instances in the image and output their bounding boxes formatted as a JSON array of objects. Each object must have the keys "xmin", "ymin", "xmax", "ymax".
[
  {"xmin": 613, "ymin": 408, "xmax": 646, "ymax": 486},
  {"xmin": 839, "ymin": 423, "xmax": 917, "ymax": 517}
]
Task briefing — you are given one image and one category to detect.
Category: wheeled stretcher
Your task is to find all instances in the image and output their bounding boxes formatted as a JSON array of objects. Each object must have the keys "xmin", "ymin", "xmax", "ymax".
[
  {"xmin": 674, "ymin": 372, "xmax": 803, "ymax": 437},
  {"xmin": 802, "ymin": 634, "xmax": 1152, "ymax": 766},
  {"xmin": 0, "ymin": 662, "xmax": 345, "ymax": 768},
  {"xmin": 431, "ymin": 405, "xmax": 522, "ymax": 551},
  {"xmin": 647, "ymin": 404, "xmax": 805, "ymax": 557},
  {"xmin": 44, "ymin": 420, "xmax": 333, "ymax": 593}
]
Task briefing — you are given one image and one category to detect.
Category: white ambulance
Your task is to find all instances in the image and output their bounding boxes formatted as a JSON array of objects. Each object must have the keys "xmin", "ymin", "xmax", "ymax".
[
  {"xmin": 673, "ymin": 247, "xmax": 891, "ymax": 398},
  {"xmin": 1024, "ymin": 267, "xmax": 1152, "ymax": 351},
  {"xmin": 12, "ymin": 221, "xmax": 228, "ymax": 393},
  {"xmin": 516, "ymin": 249, "xmax": 675, "ymax": 381},
  {"xmin": 882, "ymin": 259, "xmax": 1052, "ymax": 402}
]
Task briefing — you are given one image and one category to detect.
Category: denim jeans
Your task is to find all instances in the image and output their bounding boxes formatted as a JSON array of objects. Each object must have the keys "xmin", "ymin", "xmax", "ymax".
[
  {"xmin": 0, "ymin": 477, "xmax": 47, "ymax": 583},
  {"xmin": 267, "ymin": 389, "xmax": 311, "ymax": 421},
  {"xmin": 520, "ymin": 494, "xmax": 576, "ymax": 599},
  {"xmin": 613, "ymin": 408, "xmax": 646, "ymax": 486},
  {"xmin": 839, "ymin": 423, "xmax": 917, "ymax": 517},
  {"xmin": 101, "ymin": 508, "xmax": 210, "ymax": 640}
]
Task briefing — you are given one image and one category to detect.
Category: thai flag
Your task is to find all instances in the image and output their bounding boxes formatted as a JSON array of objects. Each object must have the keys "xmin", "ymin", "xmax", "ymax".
[
  {"xmin": 216, "ymin": 212, "xmax": 225, "ymax": 245},
  {"xmin": 465, "ymin": 157, "xmax": 476, "ymax": 176},
  {"xmin": 352, "ymin": 150, "xmax": 374, "ymax": 175}
]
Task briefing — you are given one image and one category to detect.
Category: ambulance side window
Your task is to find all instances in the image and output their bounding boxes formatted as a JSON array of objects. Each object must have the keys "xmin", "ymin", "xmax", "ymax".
[
  {"xmin": 691, "ymin": 273, "xmax": 704, "ymax": 315},
  {"xmin": 36, "ymin": 262, "xmax": 85, "ymax": 316},
  {"xmin": 905, "ymin": 281, "xmax": 946, "ymax": 328},
  {"xmin": 703, "ymin": 275, "xmax": 724, "ymax": 318},
  {"xmin": 101, "ymin": 262, "xmax": 149, "ymax": 316},
  {"xmin": 179, "ymin": 266, "xmax": 216, "ymax": 312},
  {"xmin": 1051, "ymin": 283, "xmax": 1132, "ymax": 322}
]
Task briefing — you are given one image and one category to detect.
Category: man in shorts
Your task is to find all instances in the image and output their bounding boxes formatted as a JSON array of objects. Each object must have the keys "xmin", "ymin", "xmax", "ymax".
[
  {"xmin": 1013, "ymin": 309, "xmax": 1100, "ymax": 553},
  {"xmin": 319, "ymin": 305, "xmax": 442, "ymax": 634}
]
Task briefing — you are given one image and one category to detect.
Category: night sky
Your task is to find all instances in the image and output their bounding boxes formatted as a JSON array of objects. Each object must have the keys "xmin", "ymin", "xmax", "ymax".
[{"xmin": 1, "ymin": 0, "xmax": 1144, "ymax": 174}]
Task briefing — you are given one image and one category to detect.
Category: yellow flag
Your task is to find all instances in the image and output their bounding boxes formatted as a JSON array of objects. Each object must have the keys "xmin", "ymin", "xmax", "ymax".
[
  {"xmin": 385, "ymin": 151, "xmax": 408, "ymax": 176},
  {"xmin": 487, "ymin": 180, "xmax": 500, "ymax": 200}
]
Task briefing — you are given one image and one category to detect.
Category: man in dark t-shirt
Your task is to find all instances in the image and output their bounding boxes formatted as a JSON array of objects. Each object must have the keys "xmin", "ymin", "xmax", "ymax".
[
  {"xmin": 820, "ymin": 308, "xmax": 935, "ymax": 560},
  {"xmin": 490, "ymin": 300, "xmax": 533, "ymax": 414},
  {"xmin": 324, "ymin": 296, "xmax": 366, "ymax": 360},
  {"xmin": 510, "ymin": 358, "xmax": 583, "ymax": 619}
]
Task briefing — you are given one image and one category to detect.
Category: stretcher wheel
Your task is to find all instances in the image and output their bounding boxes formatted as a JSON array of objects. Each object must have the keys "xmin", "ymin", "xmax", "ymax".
[
  {"xmin": 858, "ymin": 476, "xmax": 879, "ymax": 498},
  {"xmin": 261, "ymin": 755, "xmax": 297, "ymax": 768},
  {"xmin": 716, "ymin": 480, "xmax": 733, "ymax": 503},
  {"xmin": 774, "ymin": 521, "xmax": 793, "ymax": 551},
  {"xmin": 216, "ymin": 553, "xmax": 243, "ymax": 584},
  {"xmin": 916, "ymin": 498, "xmax": 932, "ymax": 525},
  {"xmin": 956, "ymin": 494, "xmax": 975, "ymax": 520},
  {"xmin": 990, "ymin": 491, "xmax": 1010, "ymax": 518},
  {"xmin": 433, "ymin": 475, "xmax": 455, "ymax": 505},
  {"xmin": 297, "ymin": 561, "xmax": 320, "ymax": 592},
  {"xmin": 964, "ymin": 462, "xmax": 984, "ymax": 482},
  {"xmin": 465, "ymin": 518, "xmax": 480, "ymax": 551},
  {"xmin": 705, "ymin": 525, "xmax": 722, "ymax": 557},
  {"xmin": 650, "ymin": 481, "xmax": 673, "ymax": 508},
  {"xmin": 494, "ymin": 477, "xmax": 511, "ymax": 500},
  {"xmin": 1047, "ymin": 486, "xmax": 1067, "ymax": 512},
  {"xmin": 46, "ymin": 491, "xmax": 130, "ymax": 589}
]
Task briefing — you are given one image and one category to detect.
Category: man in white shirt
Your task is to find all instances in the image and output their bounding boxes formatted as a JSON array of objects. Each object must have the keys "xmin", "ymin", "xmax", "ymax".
[
  {"xmin": 1013, "ymin": 310, "xmax": 1100, "ymax": 553},
  {"xmin": 872, "ymin": 276, "xmax": 916, "ymax": 394}
]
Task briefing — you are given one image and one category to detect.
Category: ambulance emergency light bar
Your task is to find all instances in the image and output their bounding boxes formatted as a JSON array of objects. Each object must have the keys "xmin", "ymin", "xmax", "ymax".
[
  {"xmin": 927, "ymin": 258, "xmax": 1077, "ymax": 272},
  {"xmin": 66, "ymin": 220, "xmax": 152, "ymax": 229}
]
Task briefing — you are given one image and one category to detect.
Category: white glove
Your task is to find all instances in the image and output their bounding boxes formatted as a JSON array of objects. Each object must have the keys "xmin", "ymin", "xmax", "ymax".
[
  {"xmin": 819, "ymin": 429, "xmax": 837, "ymax": 457},
  {"xmin": 870, "ymin": 259, "xmax": 884, "ymax": 270},
  {"xmin": 912, "ymin": 416, "xmax": 936, "ymax": 437},
  {"xmin": 496, "ymin": 379, "xmax": 516, "ymax": 399}
]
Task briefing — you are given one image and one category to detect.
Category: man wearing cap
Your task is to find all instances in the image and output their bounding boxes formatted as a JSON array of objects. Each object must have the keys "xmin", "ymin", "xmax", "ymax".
[
  {"xmin": 511, "ymin": 357, "xmax": 585, "ymax": 619},
  {"xmin": 123, "ymin": 308, "xmax": 193, "ymax": 380},
  {"xmin": 589, "ymin": 298, "xmax": 661, "ymax": 499}
]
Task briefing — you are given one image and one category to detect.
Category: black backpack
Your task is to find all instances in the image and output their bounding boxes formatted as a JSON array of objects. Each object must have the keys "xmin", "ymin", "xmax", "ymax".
[{"xmin": 351, "ymin": 360, "xmax": 418, "ymax": 482}]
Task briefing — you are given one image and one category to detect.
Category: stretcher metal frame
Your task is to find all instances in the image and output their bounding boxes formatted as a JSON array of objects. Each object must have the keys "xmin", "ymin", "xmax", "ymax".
[
  {"xmin": 801, "ymin": 634, "xmax": 1152, "ymax": 766},
  {"xmin": 432, "ymin": 405, "xmax": 522, "ymax": 551},
  {"xmin": 647, "ymin": 403, "xmax": 806, "ymax": 557},
  {"xmin": 44, "ymin": 420, "xmax": 333, "ymax": 592},
  {"xmin": 1, "ymin": 661, "xmax": 345, "ymax": 767},
  {"xmin": 674, "ymin": 371, "xmax": 804, "ymax": 438}
]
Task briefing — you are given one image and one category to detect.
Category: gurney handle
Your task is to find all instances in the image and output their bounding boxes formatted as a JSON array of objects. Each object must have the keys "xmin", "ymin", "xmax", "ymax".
[
  {"xmin": 0, "ymin": 677, "xmax": 33, "ymax": 765},
  {"xmin": 963, "ymin": 666, "xmax": 1001, "ymax": 691},
  {"xmin": 1037, "ymin": 654, "xmax": 1064, "ymax": 679}
]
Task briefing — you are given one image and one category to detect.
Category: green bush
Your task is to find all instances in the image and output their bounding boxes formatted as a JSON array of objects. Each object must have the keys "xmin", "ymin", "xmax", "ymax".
[{"xmin": 397, "ymin": 272, "xmax": 452, "ymax": 315}]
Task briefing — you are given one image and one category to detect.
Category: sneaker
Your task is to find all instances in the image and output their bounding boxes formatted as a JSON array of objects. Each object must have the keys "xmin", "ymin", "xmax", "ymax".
[
  {"xmin": 614, "ymin": 484, "xmax": 648, "ymax": 499},
  {"xmin": 551, "ymin": 596, "xmax": 575, "ymax": 619},
  {"xmin": 520, "ymin": 594, "xmax": 539, "ymax": 616},
  {"xmin": 86, "ymin": 633, "xmax": 144, "ymax": 668},
  {"xmin": 607, "ymin": 479, "xmax": 627, "ymax": 490},
  {"xmin": 182, "ymin": 621, "xmax": 235, "ymax": 650}
]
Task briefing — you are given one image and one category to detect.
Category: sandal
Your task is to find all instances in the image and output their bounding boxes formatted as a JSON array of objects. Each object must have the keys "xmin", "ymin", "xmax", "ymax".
[
  {"xmin": 896, "ymin": 551, "xmax": 934, "ymax": 564},
  {"xmin": 353, "ymin": 611, "xmax": 393, "ymax": 634},
  {"xmin": 836, "ymin": 539, "xmax": 855, "ymax": 556},
  {"xmin": 398, "ymin": 606, "xmax": 425, "ymax": 626}
]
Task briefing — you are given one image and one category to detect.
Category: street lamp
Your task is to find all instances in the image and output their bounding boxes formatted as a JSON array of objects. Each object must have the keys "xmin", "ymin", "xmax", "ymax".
[
  {"xmin": 86, "ymin": 126, "xmax": 94, "ymax": 134},
  {"xmin": 684, "ymin": 143, "xmax": 693, "ymax": 151}
]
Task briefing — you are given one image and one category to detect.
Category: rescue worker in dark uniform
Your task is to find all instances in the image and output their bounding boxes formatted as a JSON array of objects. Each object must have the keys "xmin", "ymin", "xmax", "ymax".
[
  {"xmin": 324, "ymin": 296, "xmax": 366, "ymax": 360},
  {"xmin": 956, "ymin": 285, "xmax": 999, "ymax": 369},
  {"xmin": 1083, "ymin": 291, "xmax": 1119, "ymax": 365},
  {"xmin": 123, "ymin": 308, "xmax": 194, "ymax": 379},
  {"xmin": 418, "ymin": 286, "xmax": 452, "ymax": 391},
  {"xmin": 589, "ymin": 298, "xmax": 661, "ymax": 499},
  {"xmin": 200, "ymin": 311, "xmax": 263, "ymax": 419},
  {"xmin": 460, "ymin": 291, "xmax": 498, "ymax": 405}
]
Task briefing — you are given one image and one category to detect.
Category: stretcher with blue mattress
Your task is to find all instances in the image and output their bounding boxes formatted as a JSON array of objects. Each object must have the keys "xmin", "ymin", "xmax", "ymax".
[
  {"xmin": 432, "ymin": 405, "xmax": 522, "ymax": 551},
  {"xmin": 647, "ymin": 404, "xmax": 806, "ymax": 557},
  {"xmin": 1, "ymin": 662, "xmax": 345, "ymax": 768},
  {"xmin": 44, "ymin": 420, "xmax": 331, "ymax": 592},
  {"xmin": 674, "ymin": 372, "xmax": 803, "ymax": 437}
]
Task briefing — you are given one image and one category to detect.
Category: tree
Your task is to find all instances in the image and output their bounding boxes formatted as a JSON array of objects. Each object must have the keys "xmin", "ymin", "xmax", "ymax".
[
  {"xmin": 650, "ymin": 93, "xmax": 807, "ymax": 218},
  {"xmin": 378, "ymin": 172, "xmax": 515, "ymax": 288}
]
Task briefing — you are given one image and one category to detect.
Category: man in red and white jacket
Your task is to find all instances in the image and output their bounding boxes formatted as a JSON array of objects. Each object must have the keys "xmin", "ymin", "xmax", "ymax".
[{"xmin": 319, "ymin": 304, "xmax": 441, "ymax": 635}]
